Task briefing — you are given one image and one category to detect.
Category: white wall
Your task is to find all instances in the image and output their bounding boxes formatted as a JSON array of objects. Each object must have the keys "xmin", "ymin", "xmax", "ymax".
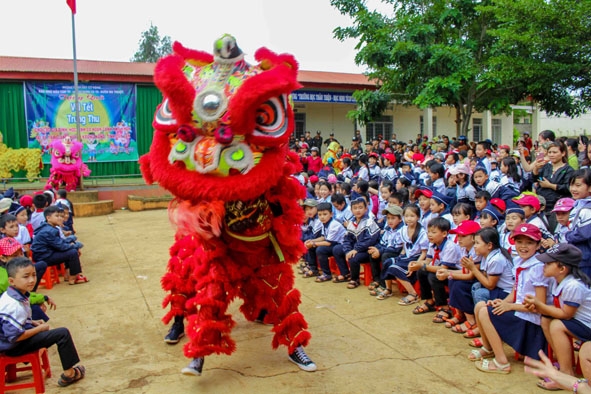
[{"xmin": 540, "ymin": 112, "xmax": 591, "ymax": 137}]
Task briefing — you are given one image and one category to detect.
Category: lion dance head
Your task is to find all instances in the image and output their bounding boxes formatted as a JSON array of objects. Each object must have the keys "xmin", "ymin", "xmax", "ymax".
[{"xmin": 140, "ymin": 34, "xmax": 302, "ymax": 203}]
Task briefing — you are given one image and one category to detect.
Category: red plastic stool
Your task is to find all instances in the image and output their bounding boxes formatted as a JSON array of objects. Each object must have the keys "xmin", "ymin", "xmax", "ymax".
[
  {"xmin": 397, "ymin": 280, "xmax": 421, "ymax": 297},
  {"xmin": 0, "ymin": 348, "xmax": 52, "ymax": 394},
  {"xmin": 359, "ymin": 262, "xmax": 373, "ymax": 286},
  {"xmin": 328, "ymin": 257, "xmax": 340, "ymax": 276},
  {"xmin": 40, "ymin": 266, "xmax": 60, "ymax": 290}
]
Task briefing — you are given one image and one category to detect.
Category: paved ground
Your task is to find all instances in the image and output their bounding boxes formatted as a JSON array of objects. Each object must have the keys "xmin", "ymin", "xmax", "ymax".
[{"xmin": 12, "ymin": 209, "xmax": 545, "ymax": 393}]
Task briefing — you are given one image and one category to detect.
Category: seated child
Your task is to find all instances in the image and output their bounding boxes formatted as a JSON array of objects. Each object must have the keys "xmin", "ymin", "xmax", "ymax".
[
  {"xmin": 459, "ymin": 227, "xmax": 514, "ymax": 339},
  {"xmin": 11, "ymin": 206, "xmax": 32, "ymax": 255},
  {"xmin": 408, "ymin": 217, "xmax": 462, "ymax": 320},
  {"xmin": 430, "ymin": 190, "xmax": 454, "ymax": 228},
  {"xmin": 1, "ymin": 215, "xmax": 46, "ymax": 291},
  {"xmin": 306, "ymin": 203, "xmax": 347, "ymax": 283},
  {"xmin": 30, "ymin": 194, "xmax": 49, "ymax": 232},
  {"xmin": 0, "ymin": 257, "xmax": 85, "ymax": 387},
  {"xmin": 381, "ymin": 205, "xmax": 429, "ymax": 306},
  {"xmin": 415, "ymin": 187, "xmax": 434, "ymax": 229},
  {"xmin": 501, "ymin": 207, "xmax": 525, "ymax": 260},
  {"xmin": 31, "ymin": 206, "xmax": 89, "ymax": 285},
  {"xmin": 367, "ymin": 205, "xmax": 403, "ymax": 299},
  {"xmin": 300, "ymin": 199, "xmax": 321, "ymax": 276},
  {"xmin": 0, "ymin": 238, "xmax": 55, "ymax": 321},
  {"xmin": 469, "ymin": 224, "xmax": 551, "ymax": 374},
  {"xmin": 543, "ymin": 197, "xmax": 575, "ymax": 247},
  {"xmin": 524, "ymin": 243, "xmax": 591, "ymax": 390},
  {"xmin": 474, "ymin": 190, "xmax": 491, "ymax": 222},
  {"xmin": 332, "ymin": 197, "xmax": 381, "ymax": 287},
  {"xmin": 479, "ymin": 204, "xmax": 504, "ymax": 231},
  {"xmin": 330, "ymin": 193, "xmax": 353, "ymax": 226},
  {"xmin": 441, "ymin": 220, "xmax": 482, "ymax": 332}
]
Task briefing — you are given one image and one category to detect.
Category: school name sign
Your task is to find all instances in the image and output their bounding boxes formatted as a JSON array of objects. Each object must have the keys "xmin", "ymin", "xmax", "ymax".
[{"xmin": 24, "ymin": 82, "xmax": 138, "ymax": 163}]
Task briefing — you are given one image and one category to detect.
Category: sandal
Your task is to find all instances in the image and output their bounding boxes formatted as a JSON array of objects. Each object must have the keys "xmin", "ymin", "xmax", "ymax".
[
  {"xmin": 69, "ymin": 274, "xmax": 89, "ymax": 285},
  {"xmin": 464, "ymin": 327, "xmax": 481, "ymax": 338},
  {"xmin": 468, "ymin": 347, "xmax": 494, "ymax": 361},
  {"xmin": 368, "ymin": 281, "xmax": 381, "ymax": 291},
  {"xmin": 444, "ymin": 315, "xmax": 466, "ymax": 328},
  {"xmin": 398, "ymin": 294, "xmax": 419, "ymax": 306},
  {"xmin": 302, "ymin": 270, "xmax": 318, "ymax": 278},
  {"xmin": 469, "ymin": 338, "xmax": 483, "ymax": 348},
  {"xmin": 432, "ymin": 309, "xmax": 453, "ymax": 323},
  {"xmin": 413, "ymin": 302, "xmax": 436, "ymax": 314},
  {"xmin": 58, "ymin": 365, "xmax": 86, "ymax": 387},
  {"xmin": 475, "ymin": 358, "xmax": 511, "ymax": 374},
  {"xmin": 315, "ymin": 274, "xmax": 332, "ymax": 283},
  {"xmin": 452, "ymin": 321, "xmax": 477, "ymax": 334},
  {"xmin": 376, "ymin": 289, "xmax": 393, "ymax": 300},
  {"xmin": 369, "ymin": 286, "xmax": 386, "ymax": 296},
  {"xmin": 346, "ymin": 280, "xmax": 360, "ymax": 289},
  {"xmin": 332, "ymin": 275, "xmax": 349, "ymax": 283}
]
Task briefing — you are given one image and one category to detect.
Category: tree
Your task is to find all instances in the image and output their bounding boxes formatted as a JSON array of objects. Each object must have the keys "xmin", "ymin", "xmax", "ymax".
[
  {"xmin": 131, "ymin": 23, "xmax": 173, "ymax": 63},
  {"xmin": 331, "ymin": 0, "xmax": 591, "ymax": 136}
]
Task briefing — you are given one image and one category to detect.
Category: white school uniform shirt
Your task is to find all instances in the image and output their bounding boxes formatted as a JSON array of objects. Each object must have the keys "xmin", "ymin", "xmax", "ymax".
[
  {"xmin": 341, "ymin": 167, "xmax": 353, "ymax": 181},
  {"xmin": 427, "ymin": 237, "xmax": 462, "ymax": 269},
  {"xmin": 551, "ymin": 275, "xmax": 591, "ymax": 327},
  {"xmin": 420, "ymin": 210, "xmax": 434, "ymax": 229},
  {"xmin": 513, "ymin": 255, "xmax": 552, "ymax": 325},
  {"xmin": 381, "ymin": 166, "xmax": 397, "ymax": 182},
  {"xmin": 334, "ymin": 204, "xmax": 353, "ymax": 225},
  {"xmin": 376, "ymin": 198, "xmax": 388, "ymax": 221},
  {"xmin": 432, "ymin": 178, "xmax": 446, "ymax": 195},
  {"xmin": 456, "ymin": 182, "xmax": 476, "ymax": 203},
  {"xmin": 321, "ymin": 218, "xmax": 347, "ymax": 244},
  {"xmin": 357, "ymin": 166, "xmax": 369, "ymax": 181},
  {"xmin": 526, "ymin": 215, "xmax": 548, "ymax": 232},
  {"xmin": 15, "ymin": 224, "xmax": 31, "ymax": 247},
  {"xmin": 553, "ymin": 222, "xmax": 570, "ymax": 244},
  {"xmin": 480, "ymin": 249, "xmax": 514, "ymax": 293},
  {"xmin": 400, "ymin": 226, "xmax": 429, "ymax": 258},
  {"xmin": 500, "ymin": 230, "xmax": 519, "ymax": 260}
]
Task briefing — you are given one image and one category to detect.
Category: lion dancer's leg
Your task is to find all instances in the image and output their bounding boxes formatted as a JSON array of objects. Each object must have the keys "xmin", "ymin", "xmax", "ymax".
[
  {"xmin": 179, "ymin": 240, "xmax": 240, "ymax": 376},
  {"xmin": 239, "ymin": 256, "xmax": 316, "ymax": 372}
]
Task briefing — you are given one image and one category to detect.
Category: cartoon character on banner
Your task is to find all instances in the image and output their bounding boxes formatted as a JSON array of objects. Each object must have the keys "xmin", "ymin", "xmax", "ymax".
[
  {"xmin": 86, "ymin": 132, "xmax": 98, "ymax": 162},
  {"xmin": 46, "ymin": 136, "xmax": 91, "ymax": 192},
  {"xmin": 140, "ymin": 34, "xmax": 316, "ymax": 376}
]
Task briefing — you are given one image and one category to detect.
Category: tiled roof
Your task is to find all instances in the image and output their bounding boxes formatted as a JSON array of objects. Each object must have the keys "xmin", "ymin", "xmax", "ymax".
[{"xmin": 0, "ymin": 56, "xmax": 374, "ymax": 89}]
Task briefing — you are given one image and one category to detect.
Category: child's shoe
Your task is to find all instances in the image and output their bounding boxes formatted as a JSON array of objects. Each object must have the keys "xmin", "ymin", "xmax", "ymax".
[{"xmin": 181, "ymin": 357, "xmax": 204, "ymax": 376}]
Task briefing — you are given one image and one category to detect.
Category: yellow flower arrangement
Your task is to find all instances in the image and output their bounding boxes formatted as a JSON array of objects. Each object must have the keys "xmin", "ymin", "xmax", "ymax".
[{"xmin": 0, "ymin": 131, "xmax": 43, "ymax": 181}]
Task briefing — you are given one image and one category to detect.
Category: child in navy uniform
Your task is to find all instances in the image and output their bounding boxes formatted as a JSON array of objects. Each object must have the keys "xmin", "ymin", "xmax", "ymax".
[
  {"xmin": 332, "ymin": 198, "xmax": 380, "ymax": 287},
  {"xmin": 0, "ymin": 257, "xmax": 85, "ymax": 387},
  {"xmin": 306, "ymin": 202, "xmax": 347, "ymax": 282}
]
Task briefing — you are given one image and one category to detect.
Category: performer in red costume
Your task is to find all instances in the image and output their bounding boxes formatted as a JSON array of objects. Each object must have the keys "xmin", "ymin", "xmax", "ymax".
[{"xmin": 140, "ymin": 34, "xmax": 316, "ymax": 376}]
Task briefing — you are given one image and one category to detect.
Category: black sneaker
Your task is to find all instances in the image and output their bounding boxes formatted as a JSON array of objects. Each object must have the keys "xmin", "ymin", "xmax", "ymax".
[
  {"xmin": 164, "ymin": 321, "xmax": 185, "ymax": 344},
  {"xmin": 288, "ymin": 346, "xmax": 317, "ymax": 372},
  {"xmin": 181, "ymin": 357, "xmax": 204, "ymax": 376}
]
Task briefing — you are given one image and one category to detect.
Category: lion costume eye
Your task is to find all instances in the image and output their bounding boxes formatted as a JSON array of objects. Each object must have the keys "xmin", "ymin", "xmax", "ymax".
[{"xmin": 253, "ymin": 95, "xmax": 289, "ymax": 137}]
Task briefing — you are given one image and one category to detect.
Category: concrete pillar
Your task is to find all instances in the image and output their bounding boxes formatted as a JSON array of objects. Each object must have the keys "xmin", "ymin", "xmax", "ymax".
[
  {"xmin": 424, "ymin": 107, "xmax": 433, "ymax": 139},
  {"xmin": 501, "ymin": 112, "xmax": 514, "ymax": 148},
  {"xmin": 531, "ymin": 107, "xmax": 541, "ymax": 140},
  {"xmin": 483, "ymin": 110, "xmax": 492, "ymax": 141}
]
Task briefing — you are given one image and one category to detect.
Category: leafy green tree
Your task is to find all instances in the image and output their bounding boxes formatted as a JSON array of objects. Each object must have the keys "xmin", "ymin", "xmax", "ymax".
[
  {"xmin": 331, "ymin": 0, "xmax": 591, "ymax": 135},
  {"xmin": 484, "ymin": 0, "xmax": 591, "ymax": 117},
  {"xmin": 131, "ymin": 23, "xmax": 173, "ymax": 63}
]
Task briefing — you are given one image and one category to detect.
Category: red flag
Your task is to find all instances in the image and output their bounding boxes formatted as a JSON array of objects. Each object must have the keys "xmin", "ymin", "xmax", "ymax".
[{"xmin": 66, "ymin": 0, "xmax": 76, "ymax": 14}]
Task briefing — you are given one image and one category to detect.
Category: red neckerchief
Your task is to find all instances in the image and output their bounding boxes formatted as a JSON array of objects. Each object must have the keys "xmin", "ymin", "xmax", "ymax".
[
  {"xmin": 553, "ymin": 287, "xmax": 562, "ymax": 308},
  {"xmin": 513, "ymin": 266, "xmax": 527, "ymax": 302},
  {"xmin": 507, "ymin": 236, "xmax": 515, "ymax": 254}
]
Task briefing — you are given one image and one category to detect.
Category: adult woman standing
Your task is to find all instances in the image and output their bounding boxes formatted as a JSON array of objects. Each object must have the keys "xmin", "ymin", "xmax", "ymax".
[{"xmin": 532, "ymin": 141, "xmax": 574, "ymax": 232}]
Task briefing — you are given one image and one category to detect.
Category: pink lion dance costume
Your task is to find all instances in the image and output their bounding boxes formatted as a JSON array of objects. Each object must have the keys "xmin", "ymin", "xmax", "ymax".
[
  {"xmin": 140, "ymin": 35, "xmax": 315, "ymax": 375},
  {"xmin": 46, "ymin": 136, "xmax": 91, "ymax": 192}
]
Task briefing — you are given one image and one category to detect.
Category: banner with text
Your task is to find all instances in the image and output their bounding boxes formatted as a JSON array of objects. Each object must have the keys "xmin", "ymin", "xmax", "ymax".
[{"xmin": 25, "ymin": 82, "xmax": 137, "ymax": 163}]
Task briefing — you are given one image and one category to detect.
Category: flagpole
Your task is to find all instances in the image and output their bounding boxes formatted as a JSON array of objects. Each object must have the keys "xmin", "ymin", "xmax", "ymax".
[{"xmin": 70, "ymin": 10, "xmax": 84, "ymax": 190}]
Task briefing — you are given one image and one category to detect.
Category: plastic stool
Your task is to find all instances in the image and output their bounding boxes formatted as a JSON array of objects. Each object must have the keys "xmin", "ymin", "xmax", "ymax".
[
  {"xmin": 328, "ymin": 257, "xmax": 340, "ymax": 276},
  {"xmin": 0, "ymin": 348, "xmax": 51, "ymax": 394},
  {"xmin": 40, "ymin": 266, "xmax": 60, "ymax": 290},
  {"xmin": 359, "ymin": 262, "xmax": 373, "ymax": 286}
]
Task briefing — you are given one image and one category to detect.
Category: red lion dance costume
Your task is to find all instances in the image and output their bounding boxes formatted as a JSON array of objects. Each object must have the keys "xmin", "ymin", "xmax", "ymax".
[
  {"xmin": 140, "ymin": 35, "xmax": 315, "ymax": 376},
  {"xmin": 46, "ymin": 136, "xmax": 91, "ymax": 192}
]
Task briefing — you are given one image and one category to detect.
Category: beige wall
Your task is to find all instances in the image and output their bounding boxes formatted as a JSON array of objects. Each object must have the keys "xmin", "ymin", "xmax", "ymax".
[{"xmin": 296, "ymin": 102, "xmax": 357, "ymax": 142}]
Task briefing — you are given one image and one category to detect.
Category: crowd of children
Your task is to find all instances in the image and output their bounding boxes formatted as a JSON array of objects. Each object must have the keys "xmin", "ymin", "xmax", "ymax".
[
  {"xmin": 0, "ymin": 187, "xmax": 87, "ymax": 388},
  {"xmin": 297, "ymin": 131, "xmax": 591, "ymax": 389}
]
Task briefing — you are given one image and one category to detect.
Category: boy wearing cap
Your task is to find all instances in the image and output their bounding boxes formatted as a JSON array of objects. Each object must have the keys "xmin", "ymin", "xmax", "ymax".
[
  {"xmin": 429, "ymin": 190, "xmax": 454, "ymax": 228},
  {"xmin": 367, "ymin": 205, "xmax": 404, "ymax": 299},
  {"xmin": 512, "ymin": 193, "xmax": 549, "ymax": 232},
  {"xmin": 523, "ymin": 244, "xmax": 591, "ymax": 389},
  {"xmin": 305, "ymin": 203, "xmax": 347, "ymax": 282},
  {"xmin": 415, "ymin": 187, "xmax": 434, "ymax": 229},
  {"xmin": 0, "ymin": 238, "xmax": 55, "ymax": 321}
]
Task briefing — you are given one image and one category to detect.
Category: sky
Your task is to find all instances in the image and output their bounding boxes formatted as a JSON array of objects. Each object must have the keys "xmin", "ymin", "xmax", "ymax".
[{"xmin": 0, "ymin": 0, "xmax": 372, "ymax": 74}]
